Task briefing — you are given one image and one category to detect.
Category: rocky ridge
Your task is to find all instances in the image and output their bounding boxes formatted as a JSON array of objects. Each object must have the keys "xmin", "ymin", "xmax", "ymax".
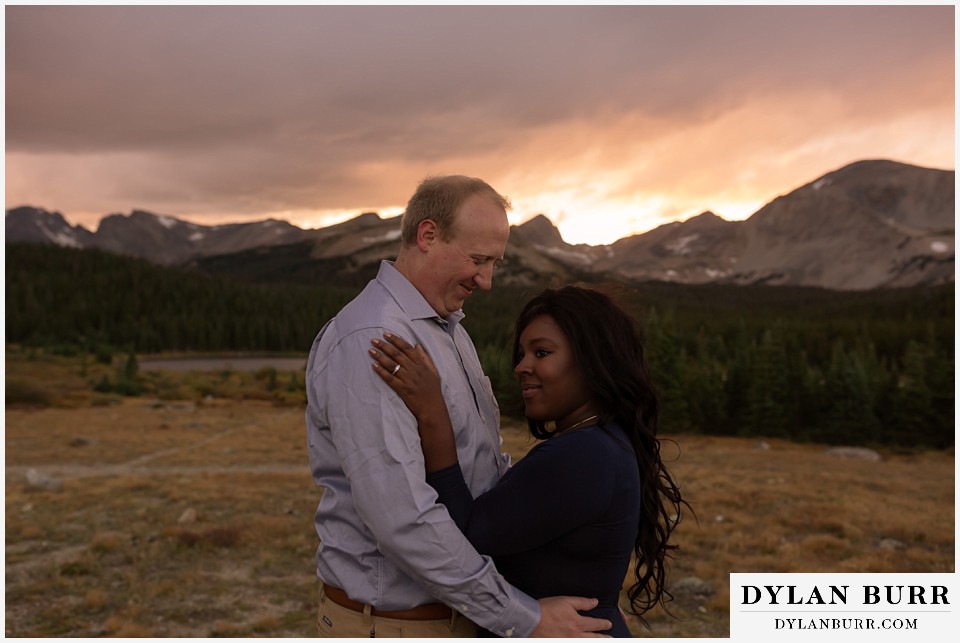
[{"xmin": 6, "ymin": 159, "xmax": 953, "ymax": 290}]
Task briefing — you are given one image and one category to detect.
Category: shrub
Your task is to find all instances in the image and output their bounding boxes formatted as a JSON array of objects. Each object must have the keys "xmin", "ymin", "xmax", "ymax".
[
  {"xmin": 175, "ymin": 526, "xmax": 243, "ymax": 549},
  {"xmin": 6, "ymin": 378, "xmax": 52, "ymax": 407}
]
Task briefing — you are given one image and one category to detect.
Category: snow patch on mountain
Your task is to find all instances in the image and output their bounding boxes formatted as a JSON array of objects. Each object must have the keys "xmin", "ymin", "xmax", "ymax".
[
  {"xmin": 705, "ymin": 268, "xmax": 731, "ymax": 279},
  {"xmin": 36, "ymin": 219, "xmax": 81, "ymax": 248},
  {"xmin": 362, "ymin": 230, "xmax": 401, "ymax": 244},
  {"xmin": 666, "ymin": 234, "xmax": 699, "ymax": 255},
  {"xmin": 539, "ymin": 245, "xmax": 593, "ymax": 265}
]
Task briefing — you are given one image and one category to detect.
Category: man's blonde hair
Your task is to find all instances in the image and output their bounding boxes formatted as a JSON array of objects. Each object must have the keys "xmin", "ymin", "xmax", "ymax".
[{"xmin": 400, "ymin": 175, "xmax": 511, "ymax": 246}]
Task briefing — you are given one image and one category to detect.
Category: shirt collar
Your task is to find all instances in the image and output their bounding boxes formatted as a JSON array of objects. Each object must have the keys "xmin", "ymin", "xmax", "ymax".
[{"xmin": 376, "ymin": 260, "xmax": 465, "ymax": 333}]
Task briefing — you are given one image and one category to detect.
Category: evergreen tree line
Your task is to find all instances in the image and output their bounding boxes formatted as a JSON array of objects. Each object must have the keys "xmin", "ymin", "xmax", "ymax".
[
  {"xmin": 469, "ymin": 281, "xmax": 954, "ymax": 449},
  {"xmin": 6, "ymin": 242, "xmax": 954, "ymax": 448},
  {"xmin": 6, "ymin": 243, "xmax": 356, "ymax": 354}
]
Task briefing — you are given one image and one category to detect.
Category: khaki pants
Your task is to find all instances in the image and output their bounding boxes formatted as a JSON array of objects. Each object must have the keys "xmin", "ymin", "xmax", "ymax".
[{"xmin": 317, "ymin": 586, "xmax": 478, "ymax": 638}]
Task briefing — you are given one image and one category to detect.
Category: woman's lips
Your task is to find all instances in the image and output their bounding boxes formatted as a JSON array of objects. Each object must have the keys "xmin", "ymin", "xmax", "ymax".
[{"xmin": 520, "ymin": 384, "xmax": 540, "ymax": 399}]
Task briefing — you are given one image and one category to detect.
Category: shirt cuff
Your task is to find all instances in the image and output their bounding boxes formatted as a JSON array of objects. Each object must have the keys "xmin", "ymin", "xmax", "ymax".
[{"xmin": 487, "ymin": 586, "xmax": 541, "ymax": 638}]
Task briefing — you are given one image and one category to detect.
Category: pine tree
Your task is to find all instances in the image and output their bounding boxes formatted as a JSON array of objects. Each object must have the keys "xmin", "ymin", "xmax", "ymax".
[
  {"xmin": 819, "ymin": 341, "xmax": 880, "ymax": 444},
  {"xmin": 742, "ymin": 328, "xmax": 791, "ymax": 438},
  {"xmin": 645, "ymin": 308, "xmax": 691, "ymax": 432},
  {"xmin": 889, "ymin": 341, "xmax": 935, "ymax": 446},
  {"xmin": 684, "ymin": 329, "xmax": 727, "ymax": 434},
  {"xmin": 722, "ymin": 321, "xmax": 753, "ymax": 435}
]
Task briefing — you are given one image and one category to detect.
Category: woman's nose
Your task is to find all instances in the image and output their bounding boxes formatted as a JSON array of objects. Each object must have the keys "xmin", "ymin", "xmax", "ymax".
[{"xmin": 514, "ymin": 355, "xmax": 531, "ymax": 375}]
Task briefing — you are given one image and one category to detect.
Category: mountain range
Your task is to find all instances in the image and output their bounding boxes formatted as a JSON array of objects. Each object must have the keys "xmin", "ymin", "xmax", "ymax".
[{"xmin": 5, "ymin": 159, "xmax": 954, "ymax": 290}]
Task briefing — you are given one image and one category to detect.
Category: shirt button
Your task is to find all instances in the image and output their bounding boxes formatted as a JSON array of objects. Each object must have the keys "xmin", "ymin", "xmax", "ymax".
[
  {"xmin": 505, "ymin": 628, "xmax": 514, "ymax": 637},
  {"xmin": 460, "ymin": 605, "xmax": 469, "ymax": 613}
]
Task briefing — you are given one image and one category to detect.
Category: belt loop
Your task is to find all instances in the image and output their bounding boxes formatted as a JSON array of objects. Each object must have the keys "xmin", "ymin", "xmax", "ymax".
[
  {"xmin": 362, "ymin": 603, "xmax": 373, "ymax": 626},
  {"xmin": 449, "ymin": 610, "xmax": 459, "ymax": 630}
]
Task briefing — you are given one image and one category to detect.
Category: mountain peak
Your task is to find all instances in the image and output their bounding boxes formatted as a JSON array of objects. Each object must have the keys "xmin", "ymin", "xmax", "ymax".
[
  {"xmin": 6, "ymin": 205, "xmax": 63, "ymax": 219},
  {"xmin": 4, "ymin": 205, "xmax": 94, "ymax": 247},
  {"xmin": 354, "ymin": 211, "xmax": 382, "ymax": 224},
  {"xmin": 515, "ymin": 214, "xmax": 564, "ymax": 245},
  {"xmin": 683, "ymin": 211, "xmax": 730, "ymax": 227}
]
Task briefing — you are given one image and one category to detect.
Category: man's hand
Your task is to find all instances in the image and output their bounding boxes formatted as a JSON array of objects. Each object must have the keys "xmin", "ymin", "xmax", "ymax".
[{"xmin": 532, "ymin": 596, "xmax": 612, "ymax": 638}]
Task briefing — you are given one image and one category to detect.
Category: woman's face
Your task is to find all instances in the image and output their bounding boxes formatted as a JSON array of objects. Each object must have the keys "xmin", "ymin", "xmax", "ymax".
[{"xmin": 514, "ymin": 314, "xmax": 596, "ymax": 431}]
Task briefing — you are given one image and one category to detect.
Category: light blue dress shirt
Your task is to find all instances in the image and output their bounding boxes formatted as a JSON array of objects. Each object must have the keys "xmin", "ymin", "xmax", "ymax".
[{"xmin": 306, "ymin": 261, "xmax": 540, "ymax": 637}]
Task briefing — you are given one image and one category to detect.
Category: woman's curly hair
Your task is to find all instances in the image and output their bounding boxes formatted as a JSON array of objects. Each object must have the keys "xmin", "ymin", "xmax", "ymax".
[{"xmin": 512, "ymin": 285, "xmax": 689, "ymax": 626}]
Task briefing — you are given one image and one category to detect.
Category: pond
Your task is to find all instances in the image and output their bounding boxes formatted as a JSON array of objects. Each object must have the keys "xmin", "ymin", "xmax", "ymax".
[{"xmin": 138, "ymin": 356, "xmax": 307, "ymax": 373}]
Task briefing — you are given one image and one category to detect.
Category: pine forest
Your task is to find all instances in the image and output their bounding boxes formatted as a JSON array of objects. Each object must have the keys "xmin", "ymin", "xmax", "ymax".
[{"xmin": 5, "ymin": 242, "xmax": 954, "ymax": 449}]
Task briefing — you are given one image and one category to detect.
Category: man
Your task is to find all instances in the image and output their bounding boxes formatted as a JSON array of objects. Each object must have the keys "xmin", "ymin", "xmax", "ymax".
[{"xmin": 306, "ymin": 176, "xmax": 611, "ymax": 637}]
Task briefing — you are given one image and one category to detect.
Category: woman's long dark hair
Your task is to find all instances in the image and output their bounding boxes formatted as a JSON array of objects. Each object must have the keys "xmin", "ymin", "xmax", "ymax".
[{"xmin": 511, "ymin": 285, "xmax": 687, "ymax": 625}]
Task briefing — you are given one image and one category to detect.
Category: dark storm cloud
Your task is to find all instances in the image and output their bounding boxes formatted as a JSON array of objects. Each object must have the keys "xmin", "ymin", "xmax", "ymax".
[{"xmin": 4, "ymin": 4, "xmax": 954, "ymax": 234}]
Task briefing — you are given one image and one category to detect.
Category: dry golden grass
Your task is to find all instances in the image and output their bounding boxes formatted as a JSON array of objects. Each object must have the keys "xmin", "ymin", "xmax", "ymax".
[
  {"xmin": 4, "ymin": 351, "xmax": 955, "ymax": 637},
  {"xmin": 628, "ymin": 434, "xmax": 954, "ymax": 637}
]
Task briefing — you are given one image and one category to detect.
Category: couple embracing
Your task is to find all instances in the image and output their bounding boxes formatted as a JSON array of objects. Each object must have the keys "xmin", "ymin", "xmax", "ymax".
[{"xmin": 306, "ymin": 176, "xmax": 687, "ymax": 638}]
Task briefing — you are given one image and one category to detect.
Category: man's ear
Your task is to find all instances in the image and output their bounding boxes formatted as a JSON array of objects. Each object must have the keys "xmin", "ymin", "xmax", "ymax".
[{"xmin": 416, "ymin": 219, "xmax": 439, "ymax": 252}]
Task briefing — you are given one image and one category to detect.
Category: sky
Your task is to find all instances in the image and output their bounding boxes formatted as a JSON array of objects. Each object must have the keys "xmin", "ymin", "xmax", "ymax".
[{"xmin": 4, "ymin": 4, "xmax": 955, "ymax": 246}]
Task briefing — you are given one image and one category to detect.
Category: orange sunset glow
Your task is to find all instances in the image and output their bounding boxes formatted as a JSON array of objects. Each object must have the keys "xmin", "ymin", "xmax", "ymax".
[{"xmin": 5, "ymin": 5, "xmax": 955, "ymax": 246}]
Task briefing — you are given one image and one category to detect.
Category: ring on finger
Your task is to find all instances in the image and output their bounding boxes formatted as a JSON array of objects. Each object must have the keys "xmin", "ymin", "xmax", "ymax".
[{"xmin": 391, "ymin": 364, "xmax": 401, "ymax": 376}]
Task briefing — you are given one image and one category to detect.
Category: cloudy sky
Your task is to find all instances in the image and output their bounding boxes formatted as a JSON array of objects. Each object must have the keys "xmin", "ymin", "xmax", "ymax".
[{"xmin": 5, "ymin": 4, "xmax": 955, "ymax": 245}]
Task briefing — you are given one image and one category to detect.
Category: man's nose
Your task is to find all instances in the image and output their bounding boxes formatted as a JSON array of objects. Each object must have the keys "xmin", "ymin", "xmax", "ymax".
[{"xmin": 474, "ymin": 264, "xmax": 494, "ymax": 291}]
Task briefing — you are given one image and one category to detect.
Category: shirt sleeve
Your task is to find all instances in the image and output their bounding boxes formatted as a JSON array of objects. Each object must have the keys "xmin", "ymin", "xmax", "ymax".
[
  {"xmin": 425, "ymin": 430, "xmax": 618, "ymax": 557},
  {"xmin": 320, "ymin": 328, "xmax": 540, "ymax": 637}
]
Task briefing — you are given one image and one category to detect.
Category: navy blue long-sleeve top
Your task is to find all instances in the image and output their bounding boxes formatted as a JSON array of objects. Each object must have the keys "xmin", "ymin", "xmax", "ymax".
[{"xmin": 425, "ymin": 422, "xmax": 641, "ymax": 637}]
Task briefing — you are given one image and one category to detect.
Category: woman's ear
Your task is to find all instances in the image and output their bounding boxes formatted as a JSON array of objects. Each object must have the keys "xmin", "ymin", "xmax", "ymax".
[{"xmin": 416, "ymin": 219, "xmax": 439, "ymax": 252}]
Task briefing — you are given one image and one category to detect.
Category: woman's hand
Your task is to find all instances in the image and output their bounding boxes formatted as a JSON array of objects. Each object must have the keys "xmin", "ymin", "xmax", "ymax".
[
  {"xmin": 370, "ymin": 333, "xmax": 457, "ymax": 472},
  {"xmin": 370, "ymin": 333, "xmax": 444, "ymax": 422}
]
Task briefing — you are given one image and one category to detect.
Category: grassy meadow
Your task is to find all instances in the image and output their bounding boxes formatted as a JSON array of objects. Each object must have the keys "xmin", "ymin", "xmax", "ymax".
[{"xmin": 4, "ymin": 347, "xmax": 955, "ymax": 637}]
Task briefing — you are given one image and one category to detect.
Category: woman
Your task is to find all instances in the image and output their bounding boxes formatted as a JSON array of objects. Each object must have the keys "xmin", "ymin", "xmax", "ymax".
[{"xmin": 369, "ymin": 286, "xmax": 686, "ymax": 637}]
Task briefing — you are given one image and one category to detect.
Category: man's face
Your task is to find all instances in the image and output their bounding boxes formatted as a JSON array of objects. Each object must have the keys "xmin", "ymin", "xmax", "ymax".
[{"xmin": 423, "ymin": 194, "xmax": 510, "ymax": 317}]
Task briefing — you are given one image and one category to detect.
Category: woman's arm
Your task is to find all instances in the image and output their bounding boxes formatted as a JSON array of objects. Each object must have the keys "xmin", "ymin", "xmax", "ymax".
[
  {"xmin": 369, "ymin": 333, "xmax": 458, "ymax": 472},
  {"xmin": 370, "ymin": 333, "xmax": 477, "ymax": 529},
  {"xmin": 372, "ymin": 334, "xmax": 619, "ymax": 556},
  {"xmin": 371, "ymin": 334, "xmax": 613, "ymax": 636}
]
